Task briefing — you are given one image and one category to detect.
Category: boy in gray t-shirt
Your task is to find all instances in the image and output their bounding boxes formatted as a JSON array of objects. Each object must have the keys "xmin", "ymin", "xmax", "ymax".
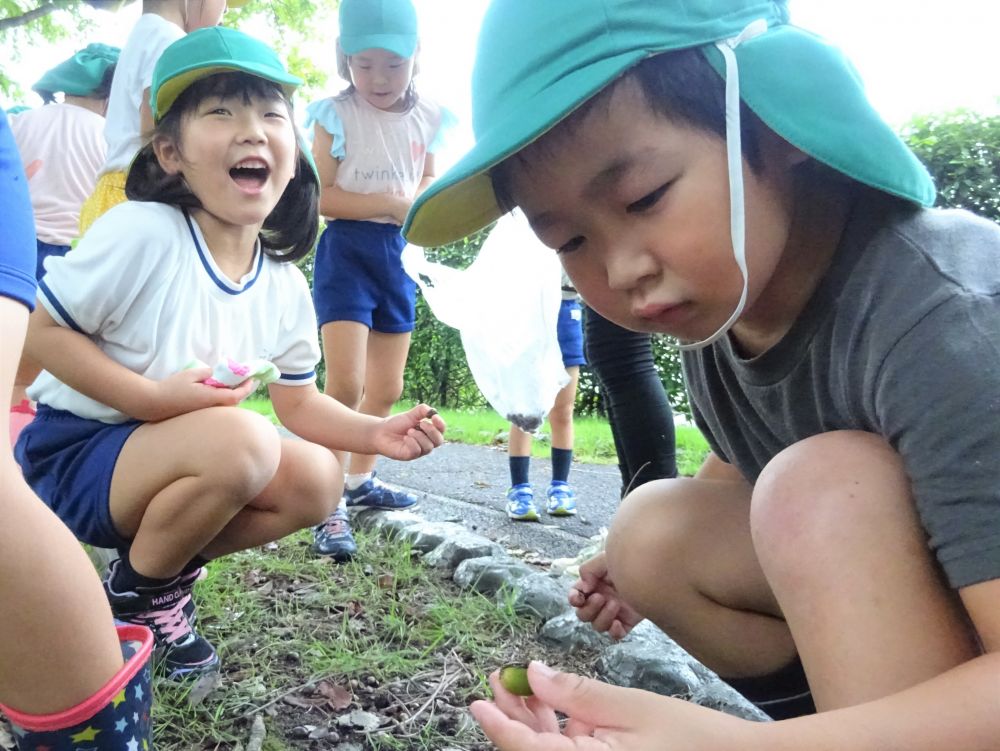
[{"xmin": 402, "ymin": 1, "xmax": 1000, "ymax": 749}]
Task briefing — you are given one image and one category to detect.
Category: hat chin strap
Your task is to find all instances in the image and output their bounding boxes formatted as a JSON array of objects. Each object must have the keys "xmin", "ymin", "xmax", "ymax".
[{"xmin": 677, "ymin": 19, "xmax": 769, "ymax": 352}]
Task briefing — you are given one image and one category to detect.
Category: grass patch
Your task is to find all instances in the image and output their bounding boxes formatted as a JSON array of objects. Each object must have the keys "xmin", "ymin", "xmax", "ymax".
[
  {"xmin": 154, "ymin": 529, "xmax": 595, "ymax": 750},
  {"xmin": 242, "ymin": 397, "xmax": 711, "ymax": 475}
]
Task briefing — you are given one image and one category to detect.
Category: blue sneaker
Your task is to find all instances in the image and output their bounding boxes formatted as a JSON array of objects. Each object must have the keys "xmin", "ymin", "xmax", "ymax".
[
  {"xmin": 344, "ymin": 471, "xmax": 418, "ymax": 509},
  {"xmin": 506, "ymin": 483, "xmax": 539, "ymax": 521},
  {"xmin": 312, "ymin": 506, "xmax": 358, "ymax": 562},
  {"xmin": 546, "ymin": 481, "xmax": 578, "ymax": 516}
]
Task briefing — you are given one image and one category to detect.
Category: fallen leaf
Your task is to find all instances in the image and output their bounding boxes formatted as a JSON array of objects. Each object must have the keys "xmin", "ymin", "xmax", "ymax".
[{"xmin": 316, "ymin": 680, "xmax": 353, "ymax": 710}]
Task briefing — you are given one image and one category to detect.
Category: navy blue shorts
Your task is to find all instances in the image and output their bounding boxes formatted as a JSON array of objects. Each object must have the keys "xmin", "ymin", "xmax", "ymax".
[
  {"xmin": 557, "ymin": 299, "xmax": 586, "ymax": 367},
  {"xmin": 14, "ymin": 406, "xmax": 142, "ymax": 549},
  {"xmin": 313, "ymin": 219, "xmax": 416, "ymax": 333},
  {"xmin": 35, "ymin": 239, "xmax": 70, "ymax": 280}
]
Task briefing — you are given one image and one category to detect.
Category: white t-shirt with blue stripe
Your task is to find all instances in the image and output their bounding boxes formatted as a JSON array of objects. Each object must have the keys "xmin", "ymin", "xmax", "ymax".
[{"xmin": 31, "ymin": 200, "xmax": 319, "ymax": 424}]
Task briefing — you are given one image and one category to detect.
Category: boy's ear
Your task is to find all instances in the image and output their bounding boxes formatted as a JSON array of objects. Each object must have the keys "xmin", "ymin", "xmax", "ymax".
[{"xmin": 152, "ymin": 134, "xmax": 183, "ymax": 175}]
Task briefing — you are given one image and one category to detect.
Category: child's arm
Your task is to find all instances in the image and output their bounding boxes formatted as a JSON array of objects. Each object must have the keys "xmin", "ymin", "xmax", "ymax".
[
  {"xmin": 474, "ymin": 634, "xmax": 1000, "ymax": 751},
  {"xmin": 312, "ymin": 124, "xmax": 412, "ymax": 225},
  {"xmin": 25, "ymin": 305, "xmax": 254, "ymax": 421},
  {"xmin": 414, "ymin": 152, "xmax": 436, "ymax": 198},
  {"xmin": 268, "ymin": 382, "xmax": 444, "ymax": 461}
]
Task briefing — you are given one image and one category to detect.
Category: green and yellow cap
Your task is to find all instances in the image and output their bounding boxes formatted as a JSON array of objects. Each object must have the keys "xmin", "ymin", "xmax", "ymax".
[
  {"xmin": 404, "ymin": 0, "xmax": 935, "ymax": 247},
  {"xmin": 137, "ymin": 27, "xmax": 317, "ymax": 185},
  {"xmin": 150, "ymin": 26, "xmax": 301, "ymax": 122}
]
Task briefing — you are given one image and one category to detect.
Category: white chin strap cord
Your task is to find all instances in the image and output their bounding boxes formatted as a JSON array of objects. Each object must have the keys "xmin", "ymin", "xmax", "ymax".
[{"xmin": 677, "ymin": 19, "xmax": 769, "ymax": 352}]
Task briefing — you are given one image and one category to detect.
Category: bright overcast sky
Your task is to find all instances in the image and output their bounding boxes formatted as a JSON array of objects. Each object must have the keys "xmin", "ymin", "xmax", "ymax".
[{"xmin": 4, "ymin": 0, "xmax": 997, "ymax": 170}]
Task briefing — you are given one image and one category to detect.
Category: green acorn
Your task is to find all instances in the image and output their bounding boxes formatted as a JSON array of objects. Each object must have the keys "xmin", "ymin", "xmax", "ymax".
[{"xmin": 499, "ymin": 663, "xmax": 533, "ymax": 696}]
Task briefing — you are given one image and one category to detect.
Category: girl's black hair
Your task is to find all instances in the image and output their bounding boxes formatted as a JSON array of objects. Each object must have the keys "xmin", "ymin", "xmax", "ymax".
[
  {"xmin": 125, "ymin": 72, "xmax": 319, "ymax": 263},
  {"xmin": 492, "ymin": 47, "xmax": 765, "ymax": 211}
]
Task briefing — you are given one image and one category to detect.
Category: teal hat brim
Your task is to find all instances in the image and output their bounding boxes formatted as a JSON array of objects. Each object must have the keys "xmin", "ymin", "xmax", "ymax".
[
  {"xmin": 403, "ymin": 52, "xmax": 643, "ymax": 247},
  {"xmin": 404, "ymin": 5, "xmax": 934, "ymax": 247},
  {"xmin": 154, "ymin": 62, "xmax": 301, "ymax": 122},
  {"xmin": 340, "ymin": 33, "xmax": 417, "ymax": 59},
  {"xmin": 706, "ymin": 26, "xmax": 934, "ymax": 209}
]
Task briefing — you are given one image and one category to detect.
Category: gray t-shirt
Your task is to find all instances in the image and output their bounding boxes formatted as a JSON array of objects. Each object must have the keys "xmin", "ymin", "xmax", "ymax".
[{"xmin": 684, "ymin": 198, "xmax": 1000, "ymax": 590}]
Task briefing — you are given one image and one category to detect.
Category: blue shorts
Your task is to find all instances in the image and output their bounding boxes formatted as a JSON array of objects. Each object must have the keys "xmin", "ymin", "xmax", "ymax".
[
  {"xmin": 35, "ymin": 239, "xmax": 70, "ymax": 280},
  {"xmin": 14, "ymin": 406, "xmax": 142, "ymax": 549},
  {"xmin": 313, "ymin": 219, "xmax": 416, "ymax": 333},
  {"xmin": 558, "ymin": 299, "xmax": 586, "ymax": 367}
]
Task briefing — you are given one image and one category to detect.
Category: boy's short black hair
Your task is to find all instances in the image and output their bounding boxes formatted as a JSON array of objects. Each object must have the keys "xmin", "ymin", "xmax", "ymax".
[
  {"xmin": 492, "ymin": 47, "xmax": 764, "ymax": 211},
  {"xmin": 125, "ymin": 72, "xmax": 319, "ymax": 263}
]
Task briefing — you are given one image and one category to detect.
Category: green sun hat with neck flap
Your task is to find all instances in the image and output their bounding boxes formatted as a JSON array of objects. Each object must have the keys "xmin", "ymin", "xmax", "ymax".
[
  {"xmin": 144, "ymin": 26, "xmax": 318, "ymax": 184},
  {"xmin": 403, "ymin": 0, "xmax": 936, "ymax": 248},
  {"xmin": 32, "ymin": 43, "xmax": 120, "ymax": 101}
]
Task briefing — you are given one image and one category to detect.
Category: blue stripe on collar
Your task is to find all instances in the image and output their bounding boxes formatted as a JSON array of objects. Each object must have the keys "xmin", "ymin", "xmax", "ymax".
[{"xmin": 184, "ymin": 210, "xmax": 263, "ymax": 296}]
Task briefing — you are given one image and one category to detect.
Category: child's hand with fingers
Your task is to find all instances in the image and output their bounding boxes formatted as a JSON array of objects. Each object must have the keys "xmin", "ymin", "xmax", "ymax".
[
  {"xmin": 471, "ymin": 662, "xmax": 753, "ymax": 751},
  {"xmin": 137, "ymin": 367, "xmax": 257, "ymax": 422},
  {"xmin": 568, "ymin": 552, "xmax": 644, "ymax": 640},
  {"xmin": 372, "ymin": 404, "xmax": 446, "ymax": 460}
]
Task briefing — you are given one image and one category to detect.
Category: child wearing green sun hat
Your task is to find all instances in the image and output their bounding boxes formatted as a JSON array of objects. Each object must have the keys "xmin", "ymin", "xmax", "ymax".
[
  {"xmin": 15, "ymin": 25, "xmax": 445, "ymax": 683},
  {"xmin": 404, "ymin": 1, "xmax": 1000, "ymax": 748}
]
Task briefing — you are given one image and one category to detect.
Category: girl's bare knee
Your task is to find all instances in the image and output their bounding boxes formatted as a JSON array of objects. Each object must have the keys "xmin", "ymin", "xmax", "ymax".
[
  {"xmin": 201, "ymin": 409, "xmax": 282, "ymax": 499},
  {"xmin": 293, "ymin": 444, "xmax": 342, "ymax": 526}
]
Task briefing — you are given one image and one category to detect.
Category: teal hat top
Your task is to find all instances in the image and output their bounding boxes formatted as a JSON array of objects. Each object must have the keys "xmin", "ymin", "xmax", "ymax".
[
  {"xmin": 339, "ymin": 0, "xmax": 418, "ymax": 58},
  {"xmin": 32, "ymin": 43, "xmax": 120, "ymax": 101},
  {"xmin": 403, "ymin": 0, "xmax": 936, "ymax": 248},
  {"xmin": 151, "ymin": 26, "xmax": 302, "ymax": 122}
]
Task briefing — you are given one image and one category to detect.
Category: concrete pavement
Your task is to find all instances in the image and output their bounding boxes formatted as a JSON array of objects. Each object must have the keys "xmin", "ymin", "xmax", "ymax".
[{"xmin": 374, "ymin": 442, "xmax": 624, "ymax": 561}]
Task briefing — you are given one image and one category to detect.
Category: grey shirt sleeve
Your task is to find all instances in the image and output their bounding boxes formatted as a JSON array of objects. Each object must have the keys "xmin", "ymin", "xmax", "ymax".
[{"xmin": 873, "ymin": 290, "xmax": 1000, "ymax": 589}]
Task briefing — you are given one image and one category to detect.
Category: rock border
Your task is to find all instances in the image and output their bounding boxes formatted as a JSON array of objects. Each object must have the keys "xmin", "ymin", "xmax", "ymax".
[{"xmin": 351, "ymin": 508, "xmax": 768, "ymax": 722}]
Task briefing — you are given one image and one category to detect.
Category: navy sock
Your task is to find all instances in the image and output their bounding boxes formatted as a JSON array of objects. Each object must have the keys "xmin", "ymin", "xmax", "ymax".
[
  {"xmin": 722, "ymin": 657, "xmax": 816, "ymax": 720},
  {"xmin": 112, "ymin": 553, "xmax": 177, "ymax": 593},
  {"xmin": 551, "ymin": 447, "xmax": 573, "ymax": 484},
  {"xmin": 181, "ymin": 555, "xmax": 209, "ymax": 576},
  {"xmin": 509, "ymin": 455, "xmax": 530, "ymax": 486}
]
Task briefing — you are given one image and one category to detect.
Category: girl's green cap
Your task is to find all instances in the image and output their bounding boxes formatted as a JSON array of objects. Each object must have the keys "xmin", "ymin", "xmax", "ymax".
[
  {"xmin": 151, "ymin": 26, "xmax": 301, "ymax": 122},
  {"xmin": 32, "ymin": 43, "xmax": 120, "ymax": 100},
  {"xmin": 403, "ymin": 0, "xmax": 935, "ymax": 247},
  {"xmin": 143, "ymin": 27, "xmax": 318, "ymax": 185}
]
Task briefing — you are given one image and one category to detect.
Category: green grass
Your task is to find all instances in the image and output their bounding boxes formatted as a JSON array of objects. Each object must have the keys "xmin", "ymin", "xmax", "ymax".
[
  {"xmin": 153, "ymin": 528, "xmax": 556, "ymax": 750},
  {"xmin": 242, "ymin": 397, "xmax": 711, "ymax": 476}
]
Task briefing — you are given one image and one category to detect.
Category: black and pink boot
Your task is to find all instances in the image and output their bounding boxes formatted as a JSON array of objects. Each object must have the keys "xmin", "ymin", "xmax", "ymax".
[{"xmin": 0, "ymin": 624, "xmax": 154, "ymax": 750}]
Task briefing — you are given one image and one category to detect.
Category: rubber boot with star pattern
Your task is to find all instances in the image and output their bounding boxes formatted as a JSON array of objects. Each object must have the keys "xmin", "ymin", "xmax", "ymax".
[{"xmin": 0, "ymin": 624, "xmax": 154, "ymax": 750}]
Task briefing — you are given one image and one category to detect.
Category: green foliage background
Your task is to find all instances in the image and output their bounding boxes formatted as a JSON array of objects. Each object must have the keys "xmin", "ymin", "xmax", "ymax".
[{"xmin": 902, "ymin": 109, "xmax": 1000, "ymax": 224}]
